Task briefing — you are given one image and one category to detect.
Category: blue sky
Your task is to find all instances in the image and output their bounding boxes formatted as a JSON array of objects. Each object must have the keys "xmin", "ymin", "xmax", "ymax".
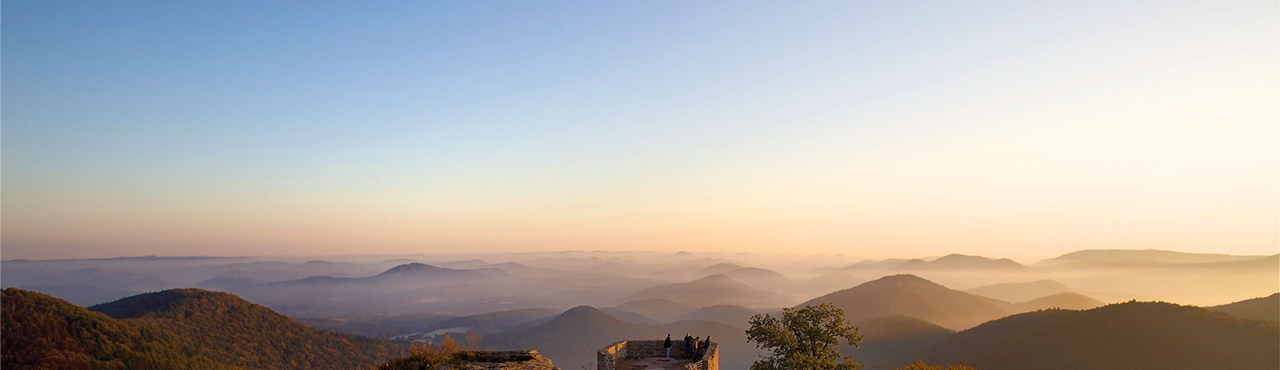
[{"xmin": 4, "ymin": 1, "xmax": 1277, "ymax": 259}]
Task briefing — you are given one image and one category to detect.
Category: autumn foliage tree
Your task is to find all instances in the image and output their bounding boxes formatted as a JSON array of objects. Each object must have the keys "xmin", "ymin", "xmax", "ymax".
[{"xmin": 745, "ymin": 303, "xmax": 864, "ymax": 370}]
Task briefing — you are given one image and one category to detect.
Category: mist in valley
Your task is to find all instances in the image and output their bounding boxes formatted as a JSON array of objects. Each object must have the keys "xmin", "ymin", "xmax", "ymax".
[{"xmin": 4, "ymin": 248, "xmax": 1276, "ymax": 370}]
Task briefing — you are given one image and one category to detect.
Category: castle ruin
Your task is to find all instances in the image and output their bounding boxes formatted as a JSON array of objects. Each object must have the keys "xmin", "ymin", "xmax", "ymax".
[{"xmin": 597, "ymin": 339, "xmax": 719, "ymax": 370}]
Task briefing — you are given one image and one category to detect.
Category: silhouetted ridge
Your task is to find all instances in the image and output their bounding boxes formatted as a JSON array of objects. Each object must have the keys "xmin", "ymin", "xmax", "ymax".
[
  {"xmin": 625, "ymin": 273, "xmax": 787, "ymax": 307},
  {"xmin": 547, "ymin": 305, "xmax": 628, "ymax": 327},
  {"xmin": 89, "ymin": 288, "xmax": 404, "ymax": 370},
  {"xmin": 91, "ymin": 288, "xmax": 239, "ymax": 319},
  {"xmin": 725, "ymin": 267, "xmax": 786, "ymax": 279},
  {"xmin": 1210, "ymin": 293, "xmax": 1279, "ymax": 322},
  {"xmin": 695, "ymin": 263, "xmax": 743, "ymax": 275},
  {"xmin": 894, "ymin": 254, "xmax": 1031, "ymax": 271},
  {"xmin": 695, "ymin": 273, "xmax": 734, "ymax": 283},
  {"xmin": 877, "ymin": 301, "xmax": 1279, "ymax": 370},
  {"xmin": 966, "ymin": 280, "xmax": 1073, "ymax": 302},
  {"xmin": 376, "ymin": 262, "xmax": 446, "ymax": 277},
  {"xmin": 1011, "ymin": 292, "xmax": 1104, "ymax": 312},
  {"xmin": 2, "ymin": 288, "xmax": 233, "ymax": 369},
  {"xmin": 800, "ymin": 274, "xmax": 1009, "ymax": 330},
  {"xmin": 428, "ymin": 308, "xmax": 560, "ymax": 334},
  {"xmin": 484, "ymin": 305, "xmax": 638, "ymax": 370},
  {"xmin": 679, "ymin": 304, "xmax": 758, "ymax": 327},
  {"xmin": 613, "ymin": 298, "xmax": 699, "ymax": 322},
  {"xmin": 848, "ymin": 315, "xmax": 955, "ymax": 365}
]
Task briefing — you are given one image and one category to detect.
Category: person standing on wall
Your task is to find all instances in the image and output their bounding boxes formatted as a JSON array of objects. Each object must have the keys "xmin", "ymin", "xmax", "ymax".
[
  {"xmin": 692, "ymin": 336, "xmax": 700, "ymax": 358},
  {"xmin": 701, "ymin": 335, "xmax": 712, "ymax": 359},
  {"xmin": 664, "ymin": 334, "xmax": 673, "ymax": 358}
]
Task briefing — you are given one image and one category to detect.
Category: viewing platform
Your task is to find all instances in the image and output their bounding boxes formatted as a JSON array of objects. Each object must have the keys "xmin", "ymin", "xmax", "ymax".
[{"xmin": 597, "ymin": 339, "xmax": 719, "ymax": 370}]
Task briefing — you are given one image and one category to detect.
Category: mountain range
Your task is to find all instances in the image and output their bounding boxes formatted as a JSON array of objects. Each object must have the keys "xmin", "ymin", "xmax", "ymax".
[
  {"xmin": 2, "ymin": 288, "xmax": 404, "ymax": 370},
  {"xmin": 799, "ymin": 274, "xmax": 1011, "ymax": 330},
  {"xmin": 1036, "ymin": 249, "xmax": 1270, "ymax": 268},
  {"xmin": 965, "ymin": 280, "xmax": 1074, "ymax": 302},
  {"xmin": 5, "ymin": 249, "xmax": 1277, "ymax": 370},
  {"xmin": 876, "ymin": 302, "xmax": 1280, "ymax": 370},
  {"xmin": 1209, "ymin": 293, "xmax": 1278, "ymax": 322},
  {"xmin": 893, "ymin": 254, "xmax": 1032, "ymax": 271},
  {"xmin": 624, "ymin": 274, "xmax": 790, "ymax": 308},
  {"xmin": 1009, "ymin": 292, "xmax": 1105, "ymax": 312}
]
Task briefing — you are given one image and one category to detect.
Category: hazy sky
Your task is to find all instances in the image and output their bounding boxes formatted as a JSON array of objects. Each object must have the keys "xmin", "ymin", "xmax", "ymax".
[{"xmin": 3, "ymin": 1, "xmax": 1277, "ymax": 261}]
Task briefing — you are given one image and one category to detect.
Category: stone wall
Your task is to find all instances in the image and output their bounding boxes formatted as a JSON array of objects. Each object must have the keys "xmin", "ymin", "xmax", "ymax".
[
  {"xmin": 689, "ymin": 343, "xmax": 718, "ymax": 370},
  {"xmin": 598, "ymin": 341, "xmax": 628, "ymax": 370},
  {"xmin": 452, "ymin": 350, "xmax": 559, "ymax": 370},
  {"xmin": 597, "ymin": 340, "xmax": 718, "ymax": 370}
]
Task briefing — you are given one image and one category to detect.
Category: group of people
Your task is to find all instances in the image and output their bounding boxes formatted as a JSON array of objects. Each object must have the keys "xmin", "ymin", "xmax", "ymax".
[{"xmin": 663, "ymin": 333, "xmax": 712, "ymax": 360}]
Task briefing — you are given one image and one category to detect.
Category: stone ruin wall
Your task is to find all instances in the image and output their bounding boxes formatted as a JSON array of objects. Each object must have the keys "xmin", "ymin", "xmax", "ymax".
[
  {"xmin": 597, "ymin": 339, "xmax": 719, "ymax": 370},
  {"xmin": 451, "ymin": 350, "xmax": 559, "ymax": 370}
]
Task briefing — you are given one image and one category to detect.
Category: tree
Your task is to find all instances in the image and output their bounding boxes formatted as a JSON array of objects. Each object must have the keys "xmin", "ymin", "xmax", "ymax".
[{"xmin": 745, "ymin": 303, "xmax": 864, "ymax": 370}]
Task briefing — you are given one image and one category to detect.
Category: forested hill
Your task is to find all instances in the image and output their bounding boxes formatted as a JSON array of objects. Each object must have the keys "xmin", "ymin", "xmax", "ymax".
[
  {"xmin": 1, "ymin": 288, "xmax": 234, "ymax": 370},
  {"xmin": 877, "ymin": 301, "xmax": 1280, "ymax": 370},
  {"xmin": 88, "ymin": 288, "xmax": 406, "ymax": 370},
  {"xmin": 1, "ymin": 287, "xmax": 405, "ymax": 370},
  {"xmin": 1209, "ymin": 293, "xmax": 1279, "ymax": 322}
]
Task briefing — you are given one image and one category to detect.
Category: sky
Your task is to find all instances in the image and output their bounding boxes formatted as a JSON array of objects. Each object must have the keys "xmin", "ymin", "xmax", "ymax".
[{"xmin": 3, "ymin": 1, "xmax": 1277, "ymax": 261}]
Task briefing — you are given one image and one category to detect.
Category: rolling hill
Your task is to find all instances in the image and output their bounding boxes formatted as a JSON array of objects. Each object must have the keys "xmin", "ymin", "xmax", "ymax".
[
  {"xmin": 798, "ymin": 274, "xmax": 1010, "ymax": 330},
  {"xmin": 484, "ymin": 306, "xmax": 643, "ymax": 370},
  {"xmin": 678, "ymin": 304, "xmax": 758, "ymax": 328},
  {"xmin": 801, "ymin": 272, "xmax": 870, "ymax": 299},
  {"xmin": 695, "ymin": 263, "xmax": 745, "ymax": 275},
  {"xmin": 89, "ymin": 288, "xmax": 405, "ymax": 370},
  {"xmin": 722, "ymin": 267, "xmax": 795, "ymax": 293},
  {"xmin": 294, "ymin": 312, "xmax": 456, "ymax": 338},
  {"xmin": 876, "ymin": 302, "xmax": 1280, "ymax": 370},
  {"xmin": 1035, "ymin": 249, "xmax": 1268, "ymax": 268},
  {"xmin": 723, "ymin": 267, "xmax": 788, "ymax": 281},
  {"xmin": 613, "ymin": 298, "xmax": 699, "ymax": 322},
  {"xmin": 2, "ymin": 288, "xmax": 233, "ymax": 370},
  {"xmin": 1010, "ymin": 292, "xmax": 1104, "ymax": 312},
  {"xmin": 426, "ymin": 308, "xmax": 561, "ymax": 334},
  {"xmin": 965, "ymin": 280, "xmax": 1073, "ymax": 303},
  {"xmin": 625, "ymin": 274, "xmax": 789, "ymax": 308},
  {"xmin": 893, "ymin": 254, "xmax": 1031, "ymax": 271},
  {"xmin": 600, "ymin": 307, "xmax": 661, "ymax": 324},
  {"xmin": 3, "ymin": 287, "xmax": 406, "ymax": 370},
  {"xmin": 846, "ymin": 315, "xmax": 955, "ymax": 365},
  {"xmin": 1209, "ymin": 293, "xmax": 1279, "ymax": 322},
  {"xmin": 841, "ymin": 259, "xmax": 909, "ymax": 271}
]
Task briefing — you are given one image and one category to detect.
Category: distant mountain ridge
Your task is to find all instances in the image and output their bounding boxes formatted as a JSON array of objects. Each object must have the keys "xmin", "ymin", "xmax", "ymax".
[
  {"xmin": 841, "ymin": 259, "xmax": 909, "ymax": 271},
  {"xmin": 799, "ymin": 274, "xmax": 1010, "ymax": 330},
  {"xmin": 1010, "ymin": 292, "xmax": 1104, "ymax": 312},
  {"xmin": 2, "ymin": 288, "xmax": 233, "ymax": 370},
  {"xmin": 1036, "ymin": 249, "xmax": 1270, "ymax": 267},
  {"xmin": 272, "ymin": 262, "xmax": 507, "ymax": 286},
  {"xmin": 613, "ymin": 298, "xmax": 699, "ymax": 322},
  {"xmin": 678, "ymin": 305, "xmax": 758, "ymax": 328},
  {"xmin": 877, "ymin": 302, "xmax": 1280, "ymax": 370},
  {"xmin": 625, "ymin": 274, "xmax": 789, "ymax": 307},
  {"xmin": 848, "ymin": 315, "xmax": 955, "ymax": 365},
  {"xmin": 966, "ymin": 280, "xmax": 1073, "ymax": 303},
  {"xmin": 1209, "ymin": 293, "xmax": 1279, "ymax": 322},
  {"xmin": 89, "ymin": 289, "xmax": 405, "ymax": 370},
  {"xmin": 3, "ymin": 288, "xmax": 403, "ymax": 370},
  {"xmin": 894, "ymin": 254, "xmax": 1032, "ymax": 271},
  {"xmin": 695, "ymin": 263, "xmax": 744, "ymax": 275}
]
